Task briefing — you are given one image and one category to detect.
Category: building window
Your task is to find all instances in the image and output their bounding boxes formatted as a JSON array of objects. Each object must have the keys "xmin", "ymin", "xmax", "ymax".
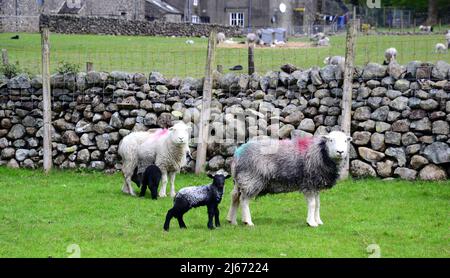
[
  {"xmin": 192, "ymin": 15, "xmax": 200, "ymax": 23},
  {"xmin": 230, "ymin": 12, "xmax": 244, "ymax": 27},
  {"xmin": 193, "ymin": 0, "xmax": 198, "ymax": 6},
  {"xmin": 200, "ymin": 16, "xmax": 210, "ymax": 23}
]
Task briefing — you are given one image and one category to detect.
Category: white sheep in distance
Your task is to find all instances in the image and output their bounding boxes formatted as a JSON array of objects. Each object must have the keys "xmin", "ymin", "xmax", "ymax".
[
  {"xmin": 324, "ymin": 56, "xmax": 345, "ymax": 71},
  {"xmin": 310, "ymin": 32, "xmax": 325, "ymax": 41},
  {"xmin": 435, "ymin": 43, "xmax": 448, "ymax": 54},
  {"xmin": 246, "ymin": 33, "xmax": 258, "ymax": 44},
  {"xmin": 118, "ymin": 122, "xmax": 190, "ymax": 197},
  {"xmin": 227, "ymin": 131, "xmax": 352, "ymax": 227},
  {"xmin": 317, "ymin": 36, "xmax": 330, "ymax": 46},
  {"xmin": 419, "ymin": 25, "xmax": 433, "ymax": 32},
  {"xmin": 383, "ymin": 47, "xmax": 397, "ymax": 65},
  {"xmin": 217, "ymin": 32, "xmax": 226, "ymax": 44}
]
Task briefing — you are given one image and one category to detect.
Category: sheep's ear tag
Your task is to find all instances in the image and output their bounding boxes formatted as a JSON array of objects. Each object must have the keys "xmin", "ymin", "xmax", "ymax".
[{"xmin": 322, "ymin": 135, "xmax": 330, "ymax": 141}]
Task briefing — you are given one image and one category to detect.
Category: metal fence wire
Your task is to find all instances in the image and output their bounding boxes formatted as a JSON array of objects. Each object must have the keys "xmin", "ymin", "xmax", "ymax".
[{"xmin": 1, "ymin": 19, "xmax": 449, "ymax": 81}]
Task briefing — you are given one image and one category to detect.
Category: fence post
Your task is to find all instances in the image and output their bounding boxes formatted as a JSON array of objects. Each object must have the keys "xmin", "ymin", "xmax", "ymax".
[
  {"xmin": 339, "ymin": 19, "xmax": 357, "ymax": 180},
  {"xmin": 217, "ymin": 64, "xmax": 223, "ymax": 73},
  {"xmin": 248, "ymin": 43, "xmax": 255, "ymax": 75},
  {"xmin": 1, "ymin": 49, "xmax": 8, "ymax": 65},
  {"xmin": 41, "ymin": 28, "xmax": 53, "ymax": 174},
  {"xmin": 86, "ymin": 62, "xmax": 93, "ymax": 72},
  {"xmin": 195, "ymin": 29, "xmax": 217, "ymax": 175}
]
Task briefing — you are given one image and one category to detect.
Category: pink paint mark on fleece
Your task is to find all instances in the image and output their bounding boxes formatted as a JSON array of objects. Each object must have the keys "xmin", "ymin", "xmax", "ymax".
[
  {"xmin": 295, "ymin": 137, "xmax": 314, "ymax": 154},
  {"xmin": 153, "ymin": 128, "xmax": 169, "ymax": 140}
]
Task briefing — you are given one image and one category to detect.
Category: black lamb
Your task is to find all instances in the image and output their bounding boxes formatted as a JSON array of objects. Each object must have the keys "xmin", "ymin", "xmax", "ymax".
[
  {"xmin": 163, "ymin": 171, "xmax": 230, "ymax": 231},
  {"xmin": 131, "ymin": 165, "xmax": 162, "ymax": 199}
]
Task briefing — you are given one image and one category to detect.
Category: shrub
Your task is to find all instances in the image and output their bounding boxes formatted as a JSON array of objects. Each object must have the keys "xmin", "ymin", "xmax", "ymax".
[
  {"xmin": 0, "ymin": 63, "xmax": 21, "ymax": 78},
  {"xmin": 56, "ymin": 61, "xmax": 80, "ymax": 74}
]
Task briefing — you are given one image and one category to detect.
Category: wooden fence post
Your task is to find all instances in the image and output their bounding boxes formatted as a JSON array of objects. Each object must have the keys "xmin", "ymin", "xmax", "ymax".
[
  {"xmin": 2, "ymin": 49, "xmax": 8, "ymax": 65},
  {"xmin": 217, "ymin": 64, "xmax": 223, "ymax": 73},
  {"xmin": 41, "ymin": 28, "xmax": 53, "ymax": 173},
  {"xmin": 195, "ymin": 29, "xmax": 217, "ymax": 174},
  {"xmin": 248, "ymin": 43, "xmax": 255, "ymax": 75},
  {"xmin": 86, "ymin": 62, "xmax": 93, "ymax": 72},
  {"xmin": 339, "ymin": 19, "xmax": 357, "ymax": 180}
]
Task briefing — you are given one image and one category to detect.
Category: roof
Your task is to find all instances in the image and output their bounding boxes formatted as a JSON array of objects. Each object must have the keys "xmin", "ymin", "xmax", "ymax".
[
  {"xmin": 146, "ymin": 0, "xmax": 182, "ymax": 14},
  {"xmin": 58, "ymin": 1, "xmax": 85, "ymax": 15}
]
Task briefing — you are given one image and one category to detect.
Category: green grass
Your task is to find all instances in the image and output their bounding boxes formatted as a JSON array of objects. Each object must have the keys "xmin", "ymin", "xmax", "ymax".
[
  {"xmin": 1, "ymin": 32, "xmax": 449, "ymax": 78},
  {"xmin": 0, "ymin": 167, "xmax": 448, "ymax": 258}
]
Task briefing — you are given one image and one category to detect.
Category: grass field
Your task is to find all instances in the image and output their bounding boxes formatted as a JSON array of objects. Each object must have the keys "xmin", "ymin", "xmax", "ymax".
[
  {"xmin": 0, "ymin": 167, "xmax": 448, "ymax": 258},
  {"xmin": 1, "ymin": 32, "xmax": 449, "ymax": 78}
]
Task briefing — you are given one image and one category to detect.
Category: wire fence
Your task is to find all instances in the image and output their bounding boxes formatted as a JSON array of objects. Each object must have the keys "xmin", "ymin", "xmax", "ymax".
[{"xmin": 1, "ymin": 18, "xmax": 449, "ymax": 80}]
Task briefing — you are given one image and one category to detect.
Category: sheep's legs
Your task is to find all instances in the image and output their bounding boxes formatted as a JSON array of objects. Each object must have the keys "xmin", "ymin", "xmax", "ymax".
[
  {"xmin": 207, "ymin": 206, "xmax": 215, "ymax": 230},
  {"xmin": 314, "ymin": 192, "xmax": 323, "ymax": 225},
  {"xmin": 121, "ymin": 158, "xmax": 137, "ymax": 196},
  {"xmin": 158, "ymin": 170, "xmax": 168, "ymax": 197},
  {"xmin": 177, "ymin": 215, "xmax": 187, "ymax": 229},
  {"xmin": 304, "ymin": 191, "xmax": 318, "ymax": 227},
  {"xmin": 122, "ymin": 175, "xmax": 136, "ymax": 196},
  {"xmin": 163, "ymin": 209, "xmax": 174, "ymax": 231},
  {"xmin": 226, "ymin": 184, "xmax": 240, "ymax": 225},
  {"xmin": 240, "ymin": 196, "xmax": 254, "ymax": 226},
  {"xmin": 168, "ymin": 172, "xmax": 176, "ymax": 198},
  {"xmin": 214, "ymin": 207, "xmax": 221, "ymax": 228},
  {"xmin": 139, "ymin": 184, "xmax": 147, "ymax": 197}
]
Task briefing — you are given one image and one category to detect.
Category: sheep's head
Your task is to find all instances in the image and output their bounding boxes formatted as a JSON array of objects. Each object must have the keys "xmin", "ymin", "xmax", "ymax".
[
  {"xmin": 168, "ymin": 122, "xmax": 190, "ymax": 146},
  {"xmin": 322, "ymin": 131, "xmax": 352, "ymax": 161},
  {"xmin": 208, "ymin": 170, "xmax": 231, "ymax": 190}
]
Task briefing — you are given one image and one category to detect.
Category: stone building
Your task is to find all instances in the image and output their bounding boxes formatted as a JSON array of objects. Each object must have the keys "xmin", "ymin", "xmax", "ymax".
[
  {"xmin": 0, "ymin": 0, "xmax": 330, "ymax": 33},
  {"xmin": 0, "ymin": 0, "xmax": 181, "ymax": 32},
  {"xmin": 166, "ymin": 0, "xmax": 319, "ymax": 33}
]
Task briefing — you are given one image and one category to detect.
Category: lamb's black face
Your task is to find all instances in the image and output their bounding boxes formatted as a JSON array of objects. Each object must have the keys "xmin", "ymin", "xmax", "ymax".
[
  {"xmin": 213, "ymin": 175, "xmax": 226, "ymax": 189},
  {"xmin": 208, "ymin": 173, "xmax": 231, "ymax": 190}
]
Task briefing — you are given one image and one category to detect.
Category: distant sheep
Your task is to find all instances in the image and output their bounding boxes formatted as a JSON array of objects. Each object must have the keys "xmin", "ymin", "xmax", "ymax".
[
  {"xmin": 217, "ymin": 32, "xmax": 226, "ymax": 44},
  {"xmin": 227, "ymin": 131, "xmax": 352, "ymax": 227},
  {"xmin": 185, "ymin": 39, "xmax": 194, "ymax": 45},
  {"xmin": 435, "ymin": 43, "xmax": 448, "ymax": 54},
  {"xmin": 419, "ymin": 25, "xmax": 433, "ymax": 32},
  {"xmin": 317, "ymin": 37, "xmax": 330, "ymax": 46},
  {"xmin": 311, "ymin": 32, "xmax": 329, "ymax": 47},
  {"xmin": 310, "ymin": 32, "xmax": 325, "ymax": 42},
  {"xmin": 324, "ymin": 55, "xmax": 345, "ymax": 71},
  {"xmin": 164, "ymin": 170, "xmax": 230, "ymax": 231},
  {"xmin": 383, "ymin": 47, "xmax": 397, "ymax": 65},
  {"xmin": 246, "ymin": 33, "xmax": 258, "ymax": 44}
]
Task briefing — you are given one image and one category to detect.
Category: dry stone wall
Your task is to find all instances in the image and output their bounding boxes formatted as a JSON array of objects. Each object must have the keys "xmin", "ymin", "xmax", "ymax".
[
  {"xmin": 1, "ymin": 60, "xmax": 449, "ymax": 180},
  {"xmin": 39, "ymin": 14, "xmax": 241, "ymax": 37}
]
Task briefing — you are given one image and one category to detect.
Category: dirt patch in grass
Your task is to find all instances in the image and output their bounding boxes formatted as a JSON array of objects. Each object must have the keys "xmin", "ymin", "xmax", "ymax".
[{"xmin": 218, "ymin": 41, "xmax": 315, "ymax": 49}]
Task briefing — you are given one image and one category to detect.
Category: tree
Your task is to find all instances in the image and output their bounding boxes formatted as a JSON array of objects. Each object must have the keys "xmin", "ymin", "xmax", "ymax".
[{"xmin": 425, "ymin": 0, "xmax": 438, "ymax": 25}]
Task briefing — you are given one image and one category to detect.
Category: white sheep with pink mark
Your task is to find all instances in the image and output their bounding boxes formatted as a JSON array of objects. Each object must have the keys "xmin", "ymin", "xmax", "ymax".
[{"xmin": 118, "ymin": 122, "xmax": 190, "ymax": 197}]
